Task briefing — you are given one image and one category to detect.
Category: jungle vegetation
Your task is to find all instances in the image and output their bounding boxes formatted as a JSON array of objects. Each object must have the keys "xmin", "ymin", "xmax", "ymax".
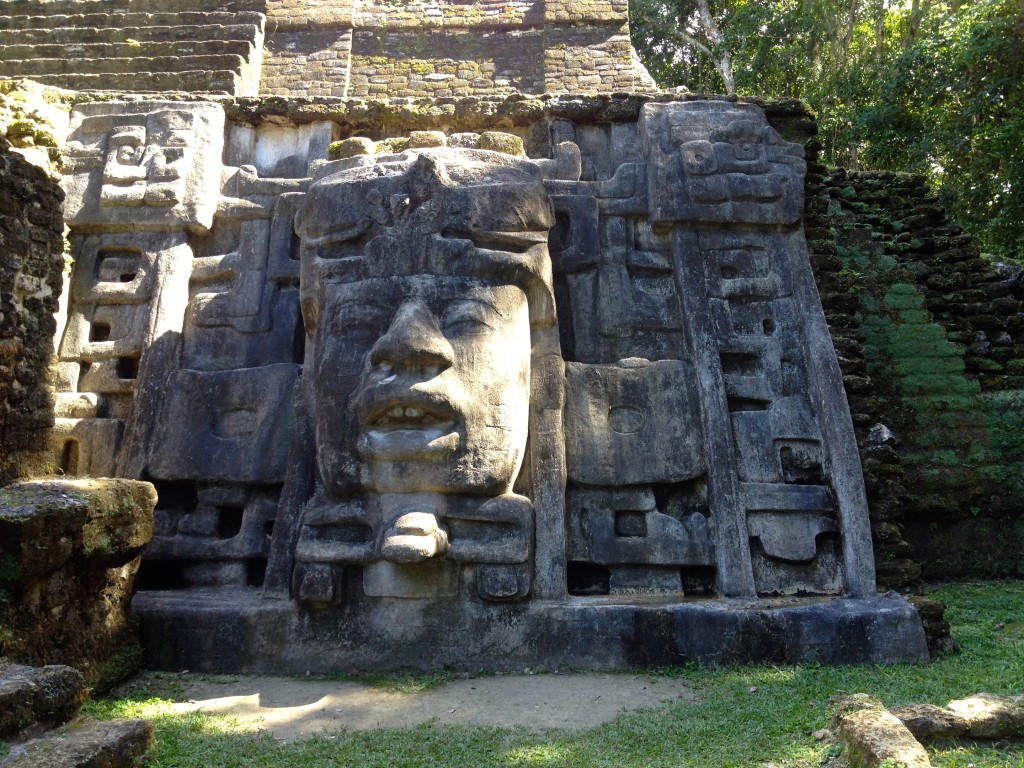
[{"xmin": 630, "ymin": 0, "xmax": 1024, "ymax": 261}]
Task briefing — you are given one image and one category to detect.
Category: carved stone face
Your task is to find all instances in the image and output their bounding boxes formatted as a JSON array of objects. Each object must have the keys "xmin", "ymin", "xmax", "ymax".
[
  {"xmin": 300, "ymin": 147, "xmax": 555, "ymax": 501},
  {"xmin": 314, "ymin": 270, "xmax": 531, "ymax": 496}
]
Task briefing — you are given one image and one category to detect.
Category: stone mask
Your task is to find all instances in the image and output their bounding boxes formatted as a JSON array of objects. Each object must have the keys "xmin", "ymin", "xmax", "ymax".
[{"xmin": 298, "ymin": 148, "xmax": 555, "ymax": 499}]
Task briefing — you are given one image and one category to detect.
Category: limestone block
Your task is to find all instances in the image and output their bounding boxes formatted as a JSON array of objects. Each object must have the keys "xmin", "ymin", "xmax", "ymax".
[
  {"xmin": 0, "ymin": 480, "xmax": 154, "ymax": 687},
  {"xmin": 564, "ymin": 358, "xmax": 703, "ymax": 485},
  {"xmin": 362, "ymin": 559, "xmax": 459, "ymax": 598},
  {"xmin": 330, "ymin": 136, "xmax": 375, "ymax": 160},
  {"xmin": 3, "ymin": 717, "xmax": 153, "ymax": 768},
  {"xmin": 148, "ymin": 364, "xmax": 300, "ymax": 483},
  {"xmin": 946, "ymin": 693, "xmax": 1024, "ymax": 740},
  {"xmin": 0, "ymin": 664, "xmax": 85, "ymax": 738},
  {"xmin": 63, "ymin": 101, "xmax": 225, "ymax": 233},
  {"xmin": 0, "ymin": 480, "xmax": 155, "ymax": 573},
  {"xmin": 836, "ymin": 706, "xmax": 932, "ymax": 768},
  {"xmin": 890, "ymin": 704, "xmax": 969, "ymax": 741}
]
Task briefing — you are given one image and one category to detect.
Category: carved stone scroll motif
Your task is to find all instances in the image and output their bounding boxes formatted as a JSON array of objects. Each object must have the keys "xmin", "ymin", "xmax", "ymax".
[{"xmin": 63, "ymin": 102, "xmax": 225, "ymax": 233}]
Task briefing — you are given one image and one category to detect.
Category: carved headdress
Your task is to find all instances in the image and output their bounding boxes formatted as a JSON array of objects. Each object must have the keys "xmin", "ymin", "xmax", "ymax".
[{"xmin": 297, "ymin": 147, "xmax": 558, "ymax": 336}]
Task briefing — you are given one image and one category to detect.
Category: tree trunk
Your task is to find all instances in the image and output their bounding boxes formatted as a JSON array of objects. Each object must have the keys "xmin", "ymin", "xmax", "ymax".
[
  {"xmin": 841, "ymin": 0, "xmax": 860, "ymax": 64},
  {"xmin": 695, "ymin": 0, "xmax": 736, "ymax": 95}
]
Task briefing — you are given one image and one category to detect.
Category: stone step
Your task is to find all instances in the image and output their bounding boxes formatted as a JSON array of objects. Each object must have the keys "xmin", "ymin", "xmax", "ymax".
[
  {"xmin": 0, "ymin": 39, "xmax": 255, "ymax": 62},
  {"xmin": 0, "ymin": 53, "xmax": 245, "ymax": 77},
  {"xmin": 128, "ymin": 0, "xmax": 267, "ymax": 12},
  {"xmin": 0, "ymin": 665, "xmax": 85, "ymax": 739},
  {"xmin": 0, "ymin": 10, "xmax": 265, "ymax": 31},
  {"xmin": 2, "ymin": 717, "xmax": 153, "ymax": 768},
  {"xmin": 20, "ymin": 69, "xmax": 240, "ymax": 93},
  {"xmin": 0, "ymin": 0, "xmax": 263, "ymax": 13},
  {"xmin": 0, "ymin": 0, "xmax": 129, "ymax": 16},
  {"xmin": 19, "ymin": 21, "xmax": 263, "ymax": 46}
]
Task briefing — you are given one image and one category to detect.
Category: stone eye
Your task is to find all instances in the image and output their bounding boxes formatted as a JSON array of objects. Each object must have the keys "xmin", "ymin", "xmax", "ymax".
[
  {"xmin": 442, "ymin": 301, "xmax": 496, "ymax": 336},
  {"xmin": 332, "ymin": 302, "xmax": 389, "ymax": 339}
]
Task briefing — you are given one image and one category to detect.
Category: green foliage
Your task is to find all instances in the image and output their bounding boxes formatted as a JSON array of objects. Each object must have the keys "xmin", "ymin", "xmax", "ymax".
[
  {"xmin": 853, "ymin": 0, "xmax": 1024, "ymax": 260},
  {"xmin": 83, "ymin": 583, "xmax": 1024, "ymax": 767},
  {"xmin": 630, "ymin": 0, "xmax": 1024, "ymax": 259}
]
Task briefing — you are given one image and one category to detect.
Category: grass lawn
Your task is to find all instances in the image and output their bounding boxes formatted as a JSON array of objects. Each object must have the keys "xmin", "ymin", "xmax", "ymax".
[{"xmin": 82, "ymin": 582, "xmax": 1024, "ymax": 767}]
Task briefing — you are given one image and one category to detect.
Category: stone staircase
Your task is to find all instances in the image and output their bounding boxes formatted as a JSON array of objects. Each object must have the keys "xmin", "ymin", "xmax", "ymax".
[{"xmin": 0, "ymin": 0, "xmax": 266, "ymax": 95}]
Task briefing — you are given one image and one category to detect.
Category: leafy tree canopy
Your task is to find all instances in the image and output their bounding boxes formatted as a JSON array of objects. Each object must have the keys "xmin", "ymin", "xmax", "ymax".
[{"xmin": 631, "ymin": 0, "xmax": 1024, "ymax": 259}]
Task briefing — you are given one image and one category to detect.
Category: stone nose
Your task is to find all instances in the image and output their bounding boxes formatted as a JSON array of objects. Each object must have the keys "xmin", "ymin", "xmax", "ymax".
[{"xmin": 369, "ymin": 300, "xmax": 455, "ymax": 372}]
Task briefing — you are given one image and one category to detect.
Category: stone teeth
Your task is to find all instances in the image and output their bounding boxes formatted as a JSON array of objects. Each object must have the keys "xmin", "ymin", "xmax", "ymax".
[{"xmin": 405, "ymin": 407, "xmax": 424, "ymax": 418}]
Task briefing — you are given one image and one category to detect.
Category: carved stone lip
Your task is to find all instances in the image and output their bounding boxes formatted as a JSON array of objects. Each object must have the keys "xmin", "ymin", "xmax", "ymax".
[{"xmin": 356, "ymin": 387, "xmax": 460, "ymax": 433}]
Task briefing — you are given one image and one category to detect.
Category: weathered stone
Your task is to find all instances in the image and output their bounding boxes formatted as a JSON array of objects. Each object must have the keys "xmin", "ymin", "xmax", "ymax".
[
  {"xmin": 946, "ymin": 693, "xmax": 1024, "ymax": 740},
  {"xmin": 0, "ymin": 480, "xmax": 155, "ymax": 689},
  {"xmin": 890, "ymin": 703, "xmax": 969, "ymax": 741},
  {"xmin": 836, "ymin": 706, "xmax": 933, "ymax": 768},
  {"xmin": 2, "ymin": 717, "xmax": 153, "ymax": 768},
  {"xmin": 0, "ymin": 664, "xmax": 85, "ymax": 738},
  {"xmin": 479, "ymin": 130, "xmax": 524, "ymax": 156},
  {"xmin": 329, "ymin": 136, "xmax": 375, "ymax": 160},
  {"xmin": 0, "ymin": 134, "xmax": 65, "ymax": 486}
]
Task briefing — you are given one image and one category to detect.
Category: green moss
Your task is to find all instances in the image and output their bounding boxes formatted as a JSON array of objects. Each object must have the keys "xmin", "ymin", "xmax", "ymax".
[
  {"xmin": 94, "ymin": 635, "xmax": 144, "ymax": 695},
  {"xmin": 0, "ymin": 554, "xmax": 23, "ymax": 592}
]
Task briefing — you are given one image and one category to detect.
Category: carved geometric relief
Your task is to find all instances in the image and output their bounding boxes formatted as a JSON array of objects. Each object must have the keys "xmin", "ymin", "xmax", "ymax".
[
  {"xmin": 567, "ymin": 485, "xmax": 714, "ymax": 567},
  {"xmin": 148, "ymin": 364, "xmax": 300, "ymax": 483},
  {"xmin": 642, "ymin": 101, "xmax": 806, "ymax": 226},
  {"xmin": 52, "ymin": 417, "xmax": 124, "ymax": 478},
  {"xmin": 564, "ymin": 358, "xmax": 704, "ymax": 485},
  {"xmin": 556, "ymin": 215, "xmax": 685, "ymax": 363},
  {"xmin": 142, "ymin": 485, "xmax": 279, "ymax": 589},
  {"xmin": 63, "ymin": 101, "xmax": 225, "ymax": 233}
]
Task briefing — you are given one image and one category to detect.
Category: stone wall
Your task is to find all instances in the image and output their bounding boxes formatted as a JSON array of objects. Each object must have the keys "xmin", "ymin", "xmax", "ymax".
[
  {"xmin": 0, "ymin": 479, "xmax": 155, "ymax": 691},
  {"xmin": 260, "ymin": 0, "xmax": 653, "ymax": 98},
  {"xmin": 820, "ymin": 170, "xmax": 1024, "ymax": 583},
  {"xmin": 0, "ymin": 135, "xmax": 64, "ymax": 487},
  {"xmin": 0, "ymin": 0, "xmax": 266, "ymax": 95},
  {"xmin": 0, "ymin": 0, "xmax": 651, "ymax": 98}
]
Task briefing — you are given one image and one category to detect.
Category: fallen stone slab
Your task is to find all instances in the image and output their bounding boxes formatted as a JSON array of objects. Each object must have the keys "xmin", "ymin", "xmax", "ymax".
[
  {"xmin": 834, "ymin": 697, "xmax": 932, "ymax": 768},
  {"xmin": 1, "ymin": 717, "xmax": 153, "ymax": 768},
  {"xmin": 946, "ymin": 693, "xmax": 1024, "ymax": 740},
  {"xmin": 890, "ymin": 703, "xmax": 968, "ymax": 741},
  {"xmin": 0, "ymin": 664, "xmax": 85, "ymax": 738}
]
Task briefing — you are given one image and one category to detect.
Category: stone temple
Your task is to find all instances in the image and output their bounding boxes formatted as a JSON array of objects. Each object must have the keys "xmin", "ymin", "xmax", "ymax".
[{"xmin": 9, "ymin": 0, "xmax": 928, "ymax": 671}]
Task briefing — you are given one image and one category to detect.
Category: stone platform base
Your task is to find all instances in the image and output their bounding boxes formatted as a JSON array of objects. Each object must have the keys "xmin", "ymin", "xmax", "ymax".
[{"xmin": 133, "ymin": 589, "xmax": 928, "ymax": 673}]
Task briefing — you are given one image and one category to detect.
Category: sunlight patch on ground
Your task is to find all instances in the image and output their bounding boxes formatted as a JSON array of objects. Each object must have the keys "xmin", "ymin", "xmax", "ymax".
[{"xmin": 158, "ymin": 673, "xmax": 698, "ymax": 740}]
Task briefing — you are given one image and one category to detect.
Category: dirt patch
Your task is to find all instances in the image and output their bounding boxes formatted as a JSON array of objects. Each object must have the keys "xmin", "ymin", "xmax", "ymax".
[{"xmin": 125, "ymin": 672, "xmax": 698, "ymax": 740}]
